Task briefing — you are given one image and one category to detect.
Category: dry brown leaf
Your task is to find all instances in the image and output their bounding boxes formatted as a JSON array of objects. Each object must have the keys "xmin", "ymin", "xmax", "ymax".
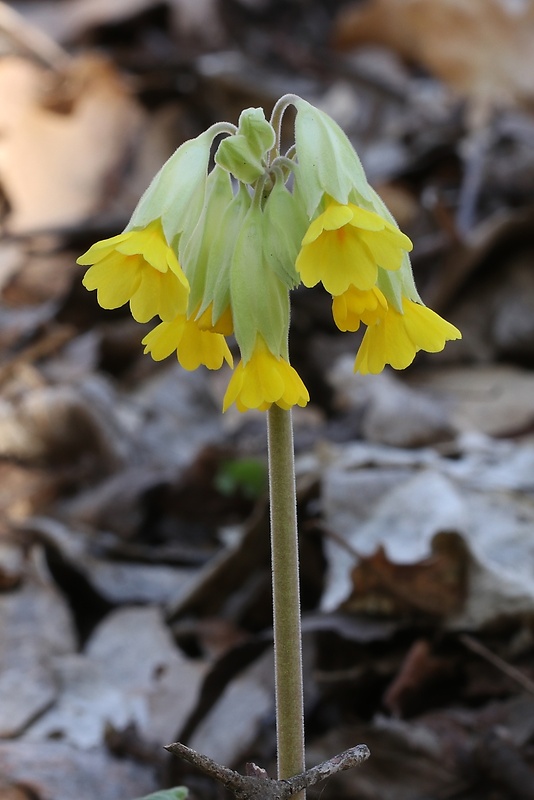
[
  {"xmin": 0, "ymin": 787, "xmax": 34, "ymax": 800},
  {"xmin": 333, "ymin": 0, "xmax": 534, "ymax": 114},
  {"xmin": 0, "ymin": 54, "xmax": 144, "ymax": 233},
  {"xmin": 343, "ymin": 532, "xmax": 468, "ymax": 618}
]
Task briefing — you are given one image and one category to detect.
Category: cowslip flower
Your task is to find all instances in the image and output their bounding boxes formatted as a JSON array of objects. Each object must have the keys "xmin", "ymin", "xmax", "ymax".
[
  {"xmin": 79, "ymin": 94, "xmax": 461, "ymax": 413},
  {"xmin": 332, "ymin": 285, "xmax": 388, "ymax": 332},
  {"xmin": 355, "ymin": 298, "xmax": 462, "ymax": 374},
  {"xmin": 223, "ymin": 336, "xmax": 309, "ymax": 412},
  {"xmin": 142, "ymin": 312, "xmax": 233, "ymax": 371},
  {"xmin": 79, "ymin": 218, "xmax": 189, "ymax": 323},
  {"xmin": 296, "ymin": 199, "xmax": 413, "ymax": 295}
]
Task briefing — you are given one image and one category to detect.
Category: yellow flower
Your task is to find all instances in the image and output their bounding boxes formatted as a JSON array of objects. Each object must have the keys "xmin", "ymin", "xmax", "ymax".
[
  {"xmin": 196, "ymin": 303, "xmax": 234, "ymax": 336},
  {"xmin": 296, "ymin": 200, "xmax": 413, "ymax": 296},
  {"xmin": 142, "ymin": 313, "xmax": 233, "ymax": 371},
  {"xmin": 78, "ymin": 219, "xmax": 189, "ymax": 323},
  {"xmin": 223, "ymin": 336, "xmax": 309, "ymax": 412},
  {"xmin": 355, "ymin": 298, "xmax": 462, "ymax": 374},
  {"xmin": 332, "ymin": 285, "xmax": 388, "ymax": 332}
]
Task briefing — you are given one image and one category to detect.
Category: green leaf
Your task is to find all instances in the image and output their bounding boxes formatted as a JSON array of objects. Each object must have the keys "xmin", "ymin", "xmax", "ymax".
[
  {"xmin": 134, "ymin": 787, "xmax": 188, "ymax": 800},
  {"xmin": 215, "ymin": 457, "xmax": 268, "ymax": 500}
]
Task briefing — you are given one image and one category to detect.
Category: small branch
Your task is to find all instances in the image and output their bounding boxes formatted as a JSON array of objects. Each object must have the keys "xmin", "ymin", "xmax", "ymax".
[
  {"xmin": 164, "ymin": 742, "xmax": 246, "ymax": 794},
  {"xmin": 283, "ymin": 745, "xmax": 371, "ymax": 794},
  {"xmin": 460, "ymin": 634, "xmax": 534, "ymax": 695},
  {"xmin": 165, "ymin": 741, "xmax": 370, "ymax": 800}
]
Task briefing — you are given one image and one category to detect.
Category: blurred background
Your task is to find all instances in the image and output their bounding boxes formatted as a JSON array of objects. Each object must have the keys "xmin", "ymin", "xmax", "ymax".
[{"xmin": 1, "ymin": 1, "xmax": 534, "ymax": 798}]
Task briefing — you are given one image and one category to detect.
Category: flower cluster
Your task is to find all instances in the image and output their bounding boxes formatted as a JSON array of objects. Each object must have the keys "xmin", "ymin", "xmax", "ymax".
[{"xmin": 78, "ymin": 96, "xmax": 460, "ymax": 412}]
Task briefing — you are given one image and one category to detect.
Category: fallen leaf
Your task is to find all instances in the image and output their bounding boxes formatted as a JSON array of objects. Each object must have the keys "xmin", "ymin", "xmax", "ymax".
[
  {"xmin": 0, "ymin": 562, "xmax": 76, "ymax": 737},
  {"xmin": 0, "ymin": 741, "xmax": 156, "ymax": 800},
  {"xmin": 333, "ymin": 0, "xmax": 534, "ymax": 114},
  {"xmin": 0, "ymin": 54, "xmax": 144, "ymax": 233},
  {"xmin": 328, "ymin": 361, "xmax": 456, "ymax": 448},
  {"xmin": 187, "ymin": 648, "xmax": 275, "ymax": 767},
  {"xmin": 25, "ymin": 606, "xmax": 207, "ymax": 748},
  {"xmin": 344, "ymin": 533, "xmax": 468, "ymax": 618}
]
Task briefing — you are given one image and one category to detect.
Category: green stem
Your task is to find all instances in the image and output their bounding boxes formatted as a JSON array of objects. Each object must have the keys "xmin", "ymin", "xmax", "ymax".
[
  {"xmin": 267, "ymin": 405, "xmax": 305, "ymax": 793},
  {"xmin": 268, "ymin": 94, "xmax": 299, "ymax": 165}
]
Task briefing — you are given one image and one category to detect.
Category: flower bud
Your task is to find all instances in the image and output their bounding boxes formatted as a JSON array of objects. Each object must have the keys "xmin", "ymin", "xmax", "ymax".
[{"xmin": 215, "ymin": 108, "xmax": 275, "ymax": 184}]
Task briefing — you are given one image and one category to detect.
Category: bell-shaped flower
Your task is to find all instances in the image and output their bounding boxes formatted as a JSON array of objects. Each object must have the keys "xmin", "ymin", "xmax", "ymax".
[
  {"xmin": 354, "ymin": 298, "xmax": 462, "ymax": 374},
  {"xmin": 142, "ymin": 311, "xmax": 233, "ymax": 372},
  {"xmin": 79, "ymin": 218, "xmax": 189, "ymax": 323},
  {"xmin": 223, "ymin": 336, "xmax": 309, "ymax": 412},
  {"xmin": 296, "ymin": 199, "xmax": 413, "ymax": 296},
  {"xmin": 332, "ymin": 285, "xmax": 388, "ymax": 332}
]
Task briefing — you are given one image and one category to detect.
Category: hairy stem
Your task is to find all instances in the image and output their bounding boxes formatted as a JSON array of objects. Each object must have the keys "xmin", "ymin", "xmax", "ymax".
[
  {"xmin": 267, "ymin": 405, "xmax": 305, "ymax": 795},
  {"xmin": 268, "ymin": 94, "xmax": 299, "ymax": 164}
]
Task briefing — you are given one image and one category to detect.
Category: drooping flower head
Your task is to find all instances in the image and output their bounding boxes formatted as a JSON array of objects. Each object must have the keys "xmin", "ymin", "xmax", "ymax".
[
  {"xmin": 78, "ymin": 95, "xmax": 461, "ymax": 412},
  {"xmin": 79, "ymin": 218, "xmax": 189, "ymax": 323}
]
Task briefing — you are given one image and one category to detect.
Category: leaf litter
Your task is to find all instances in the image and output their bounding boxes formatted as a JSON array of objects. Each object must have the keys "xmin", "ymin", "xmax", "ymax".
[{"xmin": 1, "ymin": 1, "xmax": 534, "ymax": 798}]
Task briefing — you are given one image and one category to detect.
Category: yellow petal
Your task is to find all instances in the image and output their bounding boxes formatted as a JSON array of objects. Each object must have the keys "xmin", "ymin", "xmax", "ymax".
[
  {"xmin": 301, "ymin": 203, "xmax": 353, "ymax": 245},
  {"xmin": 177, "ymin": 318, "xmax": 233, "ymax": 371},
  {"xmin": 142, "ymin": 316, "xmax": 187, "ymax": 361},
  {"xmin": 223, "ymin": 337, "xmax": 309, "ymax": 412},
  {"xmin": 76, "ymin": 232, "xmax": 132, "ymax": 265},
  {"xmin": 354, "ymin": 299, "xmax": 461, "ymax": 374},
  {"xmin": 82, "ymin": 254, "xmax": 142, "ymax": 309},
  {"xmin": 402, "ymin": 300, "xmax": 462, "ymax": 352}
]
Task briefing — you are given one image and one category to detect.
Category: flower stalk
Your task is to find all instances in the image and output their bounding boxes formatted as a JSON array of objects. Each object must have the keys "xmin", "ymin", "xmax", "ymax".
[{"xmin": 267, "ymin": 405, "xmax": 305, "ymax": 790}]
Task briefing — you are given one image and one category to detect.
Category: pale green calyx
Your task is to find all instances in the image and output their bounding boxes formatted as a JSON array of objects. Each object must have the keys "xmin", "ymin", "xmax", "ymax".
[
  {"xmin": 179, "ymin": 165, "xmax": 234, "ymax": 315},
  {"xmin": 262, "ymin": 176, "xmax": 306, "ymax": 288},
  {"xmin": 215, "ymin": 108, "xmax": 276, "ymax": 184},
  {"xmin": 364, "ymin": 185, "xmax": 421, "ymax": 312},
  {"xmin": 127, "ymin": 123, "xmax": 235, "ymax": 244},
  {"xmin": 230, "ymin": 202, "xmax": 290, "ymax": 363},
  {"xmin": 200, "ymin": 183, "xmax": 252, "ymax": 326},
  {"xmin": 292, "ymin": 97, "xmax": 372, "ymax": 216}
]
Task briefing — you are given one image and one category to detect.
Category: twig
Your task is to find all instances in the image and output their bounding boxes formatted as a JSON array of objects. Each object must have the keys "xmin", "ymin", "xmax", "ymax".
[
  {"xmin": 460, "ymin": 634, "xmax": 534, "ymax": 695},
  {"xmin": 165, "ymin": 741, "xmax": 370, "ymax": 800},
  {"xmin": 0, "ymin": 1, "xmax": 70, "ymax": 70}
]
